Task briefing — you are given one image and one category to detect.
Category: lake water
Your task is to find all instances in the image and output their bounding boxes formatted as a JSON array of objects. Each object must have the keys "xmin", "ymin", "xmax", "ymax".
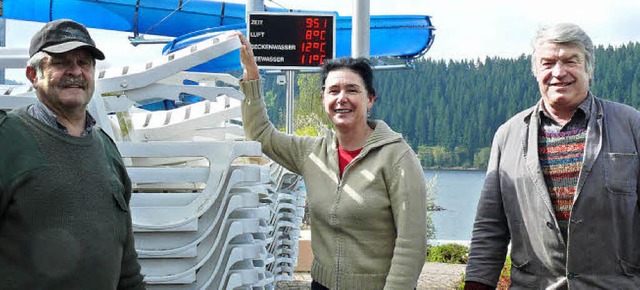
[{"xmin": 424, "ymin": 169, "xmax": 486, "ymax": 243}]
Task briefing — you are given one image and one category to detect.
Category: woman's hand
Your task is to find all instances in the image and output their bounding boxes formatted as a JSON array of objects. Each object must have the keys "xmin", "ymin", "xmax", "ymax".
[{"xmin": 225, "ymin": 31, "xmax": 260, "ymax": 81}]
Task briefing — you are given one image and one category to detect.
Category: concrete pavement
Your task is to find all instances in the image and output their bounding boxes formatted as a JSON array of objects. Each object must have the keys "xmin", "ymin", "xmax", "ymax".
[{"xmin": 276, "ymin": 262, "xmax": 466, "ymax": 290}]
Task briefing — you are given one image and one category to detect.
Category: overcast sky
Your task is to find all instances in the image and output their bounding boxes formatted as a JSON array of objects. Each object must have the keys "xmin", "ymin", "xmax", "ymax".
[{"xmin": 4, "ymin": 0, "xmax": 640, "ymax": 82}]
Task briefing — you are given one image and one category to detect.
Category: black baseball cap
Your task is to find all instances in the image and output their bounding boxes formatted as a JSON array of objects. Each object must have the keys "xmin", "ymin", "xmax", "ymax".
[{"xmin": 29, "ymin": 19, "xmax": 105, "ymax": 60}]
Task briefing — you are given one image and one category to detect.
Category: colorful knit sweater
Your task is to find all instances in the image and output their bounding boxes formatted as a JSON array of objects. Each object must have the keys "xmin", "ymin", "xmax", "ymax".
[{"xmin": 538, "ymin": 128, "xmax": 586, "ymax": 221}]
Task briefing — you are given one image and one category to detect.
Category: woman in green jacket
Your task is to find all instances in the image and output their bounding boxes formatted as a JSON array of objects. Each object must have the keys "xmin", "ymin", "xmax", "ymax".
[{"xmin": 235, "ymin": 32, "xmax": 427, "ymax": 290}]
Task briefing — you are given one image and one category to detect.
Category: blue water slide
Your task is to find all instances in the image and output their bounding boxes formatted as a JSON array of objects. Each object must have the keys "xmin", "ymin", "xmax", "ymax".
[
  {"xmin": 2, "ymin": 0, "xmax": 434, "ymax": 72},
  {"xmin": 3, "ymin": 0, "xmax": 252, "ymax": 37}
]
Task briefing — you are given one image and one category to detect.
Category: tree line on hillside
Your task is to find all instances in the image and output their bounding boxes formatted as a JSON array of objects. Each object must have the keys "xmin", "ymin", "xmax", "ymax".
[{"xmin": 261, "ymin": 42, "xmax": 640, "ymax": 169}]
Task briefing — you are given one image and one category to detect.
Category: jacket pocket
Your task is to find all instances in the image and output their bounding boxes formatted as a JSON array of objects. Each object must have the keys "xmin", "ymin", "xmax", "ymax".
[
  {"xmin": 509, "ymin": 264, "xmax": 538, "ymax": 288},
  {"xmin": 619, "ymin": 258, "xmax": 640, "ymax": 276},
  {"xmin": 605, "ymin": 152, "xmax": 638, "ymax": 195},
  {"xmin": 510, "ymin": 222, "xmax": 531, "ymax": 269}
]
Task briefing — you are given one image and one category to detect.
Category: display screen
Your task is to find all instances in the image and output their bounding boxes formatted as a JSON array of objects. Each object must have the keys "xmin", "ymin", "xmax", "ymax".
[{"xmin": 248, "ymin": 12, "xmax": 336, "ymax": 69}]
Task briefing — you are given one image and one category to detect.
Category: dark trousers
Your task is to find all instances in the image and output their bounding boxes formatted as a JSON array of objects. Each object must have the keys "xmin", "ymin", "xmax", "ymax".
[{"xmin": 311, "ymin": 280, "xmax": 330, "ymax": 290}]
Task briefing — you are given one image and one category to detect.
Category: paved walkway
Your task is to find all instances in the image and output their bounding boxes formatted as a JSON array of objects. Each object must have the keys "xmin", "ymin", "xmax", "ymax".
[
  {"xmin": 417, "ymin": 262, "xmax": 466, "ymax": 289},
  {"xmin": 276, "ymin": 262, "xmax": 466, "ymax": 290}
]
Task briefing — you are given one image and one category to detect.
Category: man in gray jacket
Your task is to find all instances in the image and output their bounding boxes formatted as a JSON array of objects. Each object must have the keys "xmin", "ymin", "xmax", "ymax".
[{"xmin": 464, "ymin": 23, "xmax": 640, "ymax": 289}]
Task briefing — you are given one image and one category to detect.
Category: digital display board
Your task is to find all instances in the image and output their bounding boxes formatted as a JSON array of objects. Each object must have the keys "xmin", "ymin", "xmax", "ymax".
[{"xmin": 248, "ymin": 12, "xmax": 336, "ymax": 69}]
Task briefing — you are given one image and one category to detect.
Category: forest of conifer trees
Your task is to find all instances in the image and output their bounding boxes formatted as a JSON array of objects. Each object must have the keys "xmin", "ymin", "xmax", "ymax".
[{"xmin": 261, "ymin": 42, "xmax": 640, "ymax": 169}]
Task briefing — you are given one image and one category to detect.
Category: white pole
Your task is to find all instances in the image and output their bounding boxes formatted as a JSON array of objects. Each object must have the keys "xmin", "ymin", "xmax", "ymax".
[
  {"xmin": 352, "ymin": 0, "xmax": 370, "ymax": 58},
  {"xmin": 285, "ymin": 70, "xmax": 295, "ymax": 134},
  {"xmin": 246, "ymin": 0, "xmax": 264, "ymax": 31},
  {"xmin": 0, "ymin": 18, "xmax": 6, "ymax": 83}
]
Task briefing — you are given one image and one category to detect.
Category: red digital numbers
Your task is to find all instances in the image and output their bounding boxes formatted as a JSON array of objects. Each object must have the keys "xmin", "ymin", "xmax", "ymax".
[
  {"xmin": 305, "ymin": 30, "xmax": 326, "ymax": 40},
  {"xmin": 300, "ymin": 42, "xmax": 326, "ymax": 53},
  {"xmin": 300, "ymin": 17, "xmax": 328, "ymax": 65},
  {"xmin": 305, "ymin": 18, "xmax": 327, "ymax": 29}
]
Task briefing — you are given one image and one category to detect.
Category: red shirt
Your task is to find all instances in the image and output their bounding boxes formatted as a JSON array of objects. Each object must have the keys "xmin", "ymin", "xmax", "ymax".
[{"xmin": 338, "ymin": 145, "xmax": 362, "ymax": 178}]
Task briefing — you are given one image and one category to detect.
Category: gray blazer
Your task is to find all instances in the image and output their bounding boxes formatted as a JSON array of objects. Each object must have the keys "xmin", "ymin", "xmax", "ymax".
[{"xmin": 465, "ymin": 94, "xmax": 640, "ymax": 289}]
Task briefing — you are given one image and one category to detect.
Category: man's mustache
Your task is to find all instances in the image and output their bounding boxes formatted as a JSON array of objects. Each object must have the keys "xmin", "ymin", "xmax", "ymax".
[{"xmin": 58, "ymin": 77, "xmax": 87, "ymax": 89}]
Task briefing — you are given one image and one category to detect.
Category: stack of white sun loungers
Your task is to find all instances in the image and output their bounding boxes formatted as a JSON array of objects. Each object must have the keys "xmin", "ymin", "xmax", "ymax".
[
  {"xmin": 0, "ymin": 85, "xmax": 37, "ymax": 110},
  {"xmin": 0, "ymin": 34, "xmax": 306, "ymax": 290}
]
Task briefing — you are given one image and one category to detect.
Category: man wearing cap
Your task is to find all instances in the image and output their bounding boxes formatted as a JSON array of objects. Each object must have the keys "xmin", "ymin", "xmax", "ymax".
[{"xmin": 0, "ymin": 19, "xmax": 145, "ymax": 289}]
